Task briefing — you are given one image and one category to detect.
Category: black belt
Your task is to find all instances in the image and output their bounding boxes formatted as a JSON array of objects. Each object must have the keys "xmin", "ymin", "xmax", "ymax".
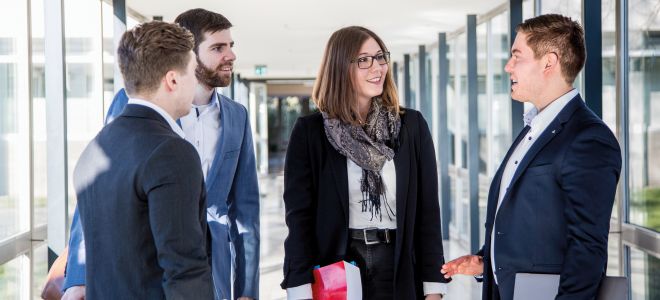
[{"xmin": 349, "ymin": 228, "xmax": 395, "ymax": 245}]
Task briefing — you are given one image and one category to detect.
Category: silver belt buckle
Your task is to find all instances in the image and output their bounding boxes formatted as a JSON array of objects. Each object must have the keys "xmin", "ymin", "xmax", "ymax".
[{"xmin": 363, "ymin": 227, "xmax": 379, "ymax": 245}]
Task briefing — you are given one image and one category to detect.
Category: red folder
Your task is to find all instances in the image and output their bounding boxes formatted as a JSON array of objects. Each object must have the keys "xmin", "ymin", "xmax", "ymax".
[{"xmin": 312, "ymin": 261, "xmax": 362, "ymax": 300}]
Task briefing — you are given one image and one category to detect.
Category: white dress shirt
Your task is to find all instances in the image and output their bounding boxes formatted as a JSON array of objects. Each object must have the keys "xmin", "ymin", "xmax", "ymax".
[
  {"xmin": 127, "ymin": 98, "xmax": 185, "ymax": 138},
  {"xmin": 287, "ymin": 158, "xmax": 447, "ymax": 299},
  {"xmin": 490, "ymin": 89, "xmax": 578, "ymax": 284},
  {"xmin": 179, "ymin": 91, "xmax": 222, "ymax": 179}
]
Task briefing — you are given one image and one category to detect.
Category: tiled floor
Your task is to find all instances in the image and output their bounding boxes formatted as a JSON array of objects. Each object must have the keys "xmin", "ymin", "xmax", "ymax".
[{"xmin": 257, "ymin": 173, "xmax": 482, "ymax": 300}]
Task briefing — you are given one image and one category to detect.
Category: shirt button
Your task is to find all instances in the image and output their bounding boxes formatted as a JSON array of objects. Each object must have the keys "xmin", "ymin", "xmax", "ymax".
[
  {"xmin": 514, "ymin": 161, "xmax": 518, "ymax": 164},
  {"xmin": 528, "ymin": 136, "xmax": 532, "ymax": 140}
]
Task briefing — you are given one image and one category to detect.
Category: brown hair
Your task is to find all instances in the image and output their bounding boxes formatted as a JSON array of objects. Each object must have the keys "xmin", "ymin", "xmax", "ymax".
[
  {"xmin": 516, "ymin": 14, "xmax": 586, "ymax": 84},
  {"xmin": 174, "ymin": 8, "xmax": 233, "ymax": 54},
  {"xmin": 117, "ymin": 21, "xmax": 194, "ymax": 95},
  {"xmin": 313, "ymin": 26, "xmax": 400, "ymax": 125}
]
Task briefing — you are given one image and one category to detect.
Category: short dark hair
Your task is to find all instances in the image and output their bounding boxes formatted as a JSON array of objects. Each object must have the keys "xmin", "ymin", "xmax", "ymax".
[
  {"xmin": 516, "ymin": 14, "xmax": 586, "ymax": 84},
  {"xmin": 117, "ymin": 21, "xmax": 194, "ymax": 95},
  {"xmin": 174, "ymin": 8, "xmax": 233, "ymax": 53},
  {"xmin": 313, "ymin": 26, "xmax": 399, "ymax": 125}
]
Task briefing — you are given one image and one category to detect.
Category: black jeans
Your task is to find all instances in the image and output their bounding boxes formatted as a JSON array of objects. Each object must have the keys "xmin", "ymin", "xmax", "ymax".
[{"xmin": 345, "ymin": 239, "xmax": 395, "ymax": 300}]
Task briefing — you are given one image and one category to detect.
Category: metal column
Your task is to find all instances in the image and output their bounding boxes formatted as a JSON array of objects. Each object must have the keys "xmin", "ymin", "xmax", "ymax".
[
  {"xmin": 583, "ymin": 0, "xmax": 603, "ymax": 118},
  {"xmin": 404, "ymin": 54, "xmax": 411, "ymax": 108},
  {"xmin": 466, "ymin": 15, "xmax": 480, "ymax": 254},
  {"xmin": 437, "ymin": 33, "xmax": 451, "ymax": 240},
  {"xmin": 509, "ymin": 0, "xmax": 524, "ymax": 139}
]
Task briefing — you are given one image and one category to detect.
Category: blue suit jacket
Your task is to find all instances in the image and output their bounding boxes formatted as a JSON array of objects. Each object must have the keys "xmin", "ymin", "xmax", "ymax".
[
  {"xmin": 478, "ymin": 95, "xmax": 621, "ymax": 300},
  {"xmin": 64, "ymin": 89, "xmax": 261, "ymax": 299}
]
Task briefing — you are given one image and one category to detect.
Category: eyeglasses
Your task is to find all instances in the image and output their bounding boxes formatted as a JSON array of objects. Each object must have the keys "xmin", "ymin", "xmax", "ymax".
[{"xmin": 351, "ymin": 52, "xmax": 390, "ymax": 69}]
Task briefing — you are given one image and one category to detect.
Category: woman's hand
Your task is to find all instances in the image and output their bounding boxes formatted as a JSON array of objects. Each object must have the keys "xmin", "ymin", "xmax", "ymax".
[{"xmin": 425, "ymin": 294, "xmax": 443, "ymax": 300}]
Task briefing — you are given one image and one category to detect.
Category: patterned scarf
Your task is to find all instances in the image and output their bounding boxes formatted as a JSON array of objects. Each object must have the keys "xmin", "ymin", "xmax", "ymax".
[{"xmin": 322, "ymin": 98, "xmax": 401, "ymax": 221}]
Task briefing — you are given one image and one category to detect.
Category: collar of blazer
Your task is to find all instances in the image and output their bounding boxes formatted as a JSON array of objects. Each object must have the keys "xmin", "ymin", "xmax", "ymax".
[
  {"xmin": 205, "ymin": 91, "xmax": 228, "ymax": 191},
  {"xmin": 121, "ymin": 104, "xmax": 173, "ymax": 128},
  {"xmin": 502, "ymin": 94, "xmax": 584, "ymax": 201}
]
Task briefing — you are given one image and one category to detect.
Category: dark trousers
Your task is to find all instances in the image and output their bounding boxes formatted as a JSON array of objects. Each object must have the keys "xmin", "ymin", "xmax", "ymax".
[{"xmin": 345, "ymin": 239, "xmax": 395, "ymax": 300}]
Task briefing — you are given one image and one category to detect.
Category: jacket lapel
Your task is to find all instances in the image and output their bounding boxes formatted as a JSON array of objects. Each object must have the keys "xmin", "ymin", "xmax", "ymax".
[
  {"xmin": 393, "ymin": 113, "xmax": 409, "ymax": 276},
  {"xmin": 205, "ymin": 91, "xmax": 226, "ymax": 192},
  {"xmin": 485, "ymin": 125, "xmax": 530, "ymax": 226},
  {"xmin": 503, "ymin": 95, "xmax": 583, "ymax": 199},
  {"xmin": 328, "ymin": 144, "xmax": 349, "ymax": 222}
]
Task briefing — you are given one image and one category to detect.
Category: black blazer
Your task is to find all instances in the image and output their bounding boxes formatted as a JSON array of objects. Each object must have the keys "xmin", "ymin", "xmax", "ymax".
[
  {"xmin": 74, "ymin": 104, "xmax": 214, "ymax": 299},
  {"xmin": 281, "ymin": 109, "xmax": 450, "ymax": 299},
  {"xmin": 479, "ymin": 95, "xmax": 622, "ymax": 300}
]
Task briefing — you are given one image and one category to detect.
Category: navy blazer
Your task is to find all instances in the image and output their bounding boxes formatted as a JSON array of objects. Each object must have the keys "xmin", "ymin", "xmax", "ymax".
[
  {"xmin": 281, "ymin": 109, "xmax": 450, "ymax": 299},
  {"xmin": 64, "ymin": 89, "xmax": 260, "ymax": 299},
  {"xmin": 479, "ymin": 95, "xmax": 621, "ymax": 300},
  {"xmin": 75, "ymin": 104, "xmax": 214, "ymax": 299}
]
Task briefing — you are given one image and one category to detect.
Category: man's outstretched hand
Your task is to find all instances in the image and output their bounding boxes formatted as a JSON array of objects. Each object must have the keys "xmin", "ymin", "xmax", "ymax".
[{"xmin": 441, "ymin": 255, "xmax": 484, "ymax": 279}]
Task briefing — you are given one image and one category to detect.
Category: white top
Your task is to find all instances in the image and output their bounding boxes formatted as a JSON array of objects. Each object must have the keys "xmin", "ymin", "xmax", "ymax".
[
  {"xmin": 287, "ymin": 157, "xmax": 447, "ymax": 299},
  {"xmin": 127, "ymin": 98, "xmax": 185, "ymax": 138},
  {"xmin": 348, "ymin": 158, "xmax": 397, "ymax": 229},
  {"xmin": 490, "ymin": 89, "xmax": 578, "ymax": 284},
  {"xmin": 179, "ymin": 91, "xmax": 222, "ymax": 179}
]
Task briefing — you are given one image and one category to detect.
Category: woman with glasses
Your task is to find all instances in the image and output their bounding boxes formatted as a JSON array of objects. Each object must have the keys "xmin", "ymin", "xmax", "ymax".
[{"xmin": 280, "ymin": 26, "xmax": 450, "ymax": 300}]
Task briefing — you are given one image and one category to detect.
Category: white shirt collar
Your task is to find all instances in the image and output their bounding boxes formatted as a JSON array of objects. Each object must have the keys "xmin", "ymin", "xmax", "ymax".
[
  {"xmin": 127, "ymin": 98, "xmax": 185, "ymax": 138},
  {"xmin": 523, "ymin": 88, "xmax": 578, "ymax": 130},
  {"xmin": 195, "ymin": 89, "xmax": 220, "ymax": 107}
]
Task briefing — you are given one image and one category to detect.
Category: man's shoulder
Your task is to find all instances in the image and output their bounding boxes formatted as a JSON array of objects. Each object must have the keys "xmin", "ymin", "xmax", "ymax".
[
  {"xmin": 218, "ymin": 93, "xmax": 248, "ymax": 115},
  {"xmin": 569, "ymin": 104, "xmax": 614, "ymax": 136}
]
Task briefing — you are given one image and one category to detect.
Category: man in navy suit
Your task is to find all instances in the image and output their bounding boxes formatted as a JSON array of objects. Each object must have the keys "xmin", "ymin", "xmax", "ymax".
[
  {"xmin": 73, "ymin": 21, "xmax": 214, "ymax": 299},
  {"xmin": 63, "ymin": 9, "xmax": 260, "ymax": 300},
  {"xmin": 441, "ymin": 14, "xmax": 621, "ymax": 300}
]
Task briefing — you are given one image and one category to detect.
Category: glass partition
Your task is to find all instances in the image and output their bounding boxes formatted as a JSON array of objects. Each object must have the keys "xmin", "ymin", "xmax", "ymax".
[{"xmin": 628, "ymin": 0, "xmax": 660, "ymax": 232}]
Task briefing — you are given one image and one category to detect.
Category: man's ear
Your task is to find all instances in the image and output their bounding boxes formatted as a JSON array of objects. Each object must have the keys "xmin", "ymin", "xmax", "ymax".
[
  {"xmin": 544, "ymin": 51, "xmax": 559, "ymax": 70},
  {"xmin": 163, "ymin": 70, "xmax": 178, "ymax": 92}
]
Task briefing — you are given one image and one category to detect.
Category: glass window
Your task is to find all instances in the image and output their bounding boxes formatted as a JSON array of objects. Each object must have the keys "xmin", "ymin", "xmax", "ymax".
[
  {"xmin": 629, "ymin": 246, "xmax": 660, "ymax": 299},
  {"xmin": 602, "ymin": 0, "xmax": 617, "ymax": 132},
  {"xmin": 490, "ymin": 12, "xmax": 513, "ymax": 167},
  {"xmin": 102, "ymin": 1, "xmax": 116, "ymax": 117},
  {"xmin": 601, "ymin": 0, "xmax": 619, "ymax": 221},
  {"xmin": 32, "ymin": 242, "xmax": 48, "ymax": 297},
  {"xmin": 451, "ymin": 32, "xmax": 469, "ymax": 244},
  {"xmin": 523, "ymin": 0, "xmax": 534, "ymax": 20},
  {"xmin": 540, "ymin": 0, "xmax": 584, "ymax": 93},
  {"xmin": 430, "ymin": 46, "xmax": 440, "ymax": 144},
  {"xmin": 0, "ymin": 0, "xmax": 30, "ymax": 239},
  {"xmin": 477, "ymin": 22, "xmax": 489, "ymax": 243},
  {"xmin": 628, "ymin": 0, "xmax": 660, "ymax": 232},
  {"xmin": 0, "ymin": 255, "xmax": 29, "ymax": 299},
  {"xmin": 447, "ymin": 38, "xmax": 456, "ymax": 166},
  {"xmin": 540, "ymin": 0, "xmax": 582, "ymax": 21},
  {"xmin": 31, "ymin": 0, "xmax": 47, "ymax": 228},
  {"xmin": 64, "ymin": 0, "xmax": 104, "ymax": 219}
]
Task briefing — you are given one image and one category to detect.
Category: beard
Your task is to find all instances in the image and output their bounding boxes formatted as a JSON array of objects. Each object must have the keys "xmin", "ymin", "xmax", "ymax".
[{"xmin": 196, "ymin": 57, "xmax": 232, "ymax": 88}]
